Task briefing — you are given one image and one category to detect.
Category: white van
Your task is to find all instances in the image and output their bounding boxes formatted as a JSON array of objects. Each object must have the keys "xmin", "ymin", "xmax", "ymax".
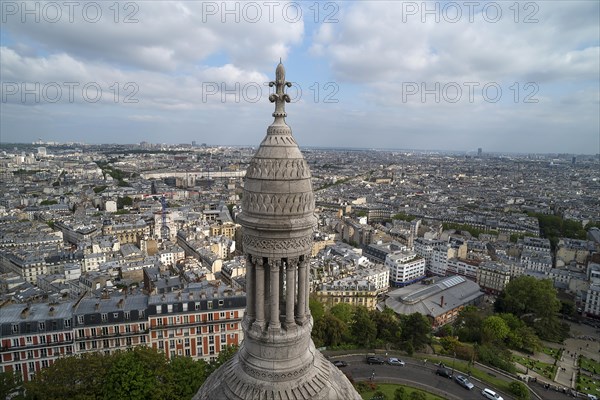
[{"xmin": 481, "ymin": 388, "xmax": 504, "ymax": 400}]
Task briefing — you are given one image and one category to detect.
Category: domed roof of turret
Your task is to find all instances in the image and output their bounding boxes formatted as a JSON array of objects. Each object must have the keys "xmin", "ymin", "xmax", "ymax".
[{"xmin": 236, "ymin": 61, "xmax": 316, "ymax": 258}]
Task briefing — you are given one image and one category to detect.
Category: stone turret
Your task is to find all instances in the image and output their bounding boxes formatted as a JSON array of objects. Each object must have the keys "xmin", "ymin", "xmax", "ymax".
[{"xmin": 194, "ymin": 61, "xmax": 360, "ymax": 400}]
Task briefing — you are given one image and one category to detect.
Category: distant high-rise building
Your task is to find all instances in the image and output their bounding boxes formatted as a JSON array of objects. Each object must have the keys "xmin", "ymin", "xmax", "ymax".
[
  {"xmin": 195, "ymin": 62, "xmax": 360, "ymax": 399},
  {"xmin": 477, "ymin": 147, "xmax": 482, "ymax": 157}
]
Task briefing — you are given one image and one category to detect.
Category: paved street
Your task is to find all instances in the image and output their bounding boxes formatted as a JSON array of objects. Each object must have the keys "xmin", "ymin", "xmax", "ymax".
[{"xmin": 327, "ymin": 353, "xmax": 581, "ymax": 400}]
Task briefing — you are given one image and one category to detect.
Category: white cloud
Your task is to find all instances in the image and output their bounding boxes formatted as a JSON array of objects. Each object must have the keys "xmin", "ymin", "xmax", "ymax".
[
  {"xmin": 312, "ymin": 1, "xmax": 599, "ymax": 85},
  {"xmin": 0, "ymin": 47, "xmax": 270, "ymax": 108},
  {"xmin": 2, "ymin": 1, "xmax": 304, "ymax": 71}
]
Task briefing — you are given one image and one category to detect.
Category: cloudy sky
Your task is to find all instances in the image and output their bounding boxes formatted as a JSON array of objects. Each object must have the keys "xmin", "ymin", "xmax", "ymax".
[{"xmin": 1, "ymin": 1, "xmax": 598, "ymax": 154}]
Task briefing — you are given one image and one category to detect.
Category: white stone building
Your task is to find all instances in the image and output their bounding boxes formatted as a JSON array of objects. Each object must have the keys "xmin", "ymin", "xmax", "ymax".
[{"xmin": 385, "ymin": 251, "xmax": 426, "ymax": 287}]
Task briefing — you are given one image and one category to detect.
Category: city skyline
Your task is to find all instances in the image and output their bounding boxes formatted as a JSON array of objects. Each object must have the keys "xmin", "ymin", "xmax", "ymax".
[{"xmin": 1, "ymin": 1, "xmax": 599, "ymax": 154}]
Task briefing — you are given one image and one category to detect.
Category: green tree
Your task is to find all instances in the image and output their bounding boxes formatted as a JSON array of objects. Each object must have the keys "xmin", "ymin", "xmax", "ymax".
[
  {"xmin": 482, "ymin": 316, "xmax": 510, "ymax": 344},
  {"xmin": 393, "ymin": 213, "xmax": 416, "ymax": 222},
  {"xmin": 102, "ymin": 347, "xmax": 168, "ymax": 400},
  {"xmin": 454, "ymin": 306, "xmax": 483, "ymax": 343},
  {"xmin": 509, "ymin": 381, "xmax": 530, "ymax": 400},
  {"xmin": 560, "ymin": 300, "xmax": 575, "ymax": 316},
  {"xmin": 117, "ymin": 196, "xmax": 133, "ymax": 209},
  {"xmin": 26, "ymin": 352, "xmax": 113, "ymax": 400},
  {"xmin": 373, "ymin": 390, "xmax": 387, "ymax": 399},
  {"xmin": 409, "ymin": 391, "xmax": 426, "ymax": 400},
  {"xmin": 313, "ymin": 313, "xmax": 348, "ymax": 347},
  {"xmin": 371, "ymin": 308, "xmax": 402, "ymax": 347},
  {"xmin": 513, "ymin": 325, "xmax": 541, "ymax": 353},
  {"xmin": 166, "ymin": 357, "xmax": 208, "ymax": 399},
  {"xmin": 0, "ymin": 371, "xmax": 23, "ymax": 400},
  {"xmin": 440, "ymin": 336, "xmax": 460, "ymax": 353},
  {"xmin": 330, "ymin": 303, "xmax": 355, "ymax": 325},
  {"xmin": 394, "ymin": 387, "xmax": 406, "ymax": 400},
  {"xmin": 351, "ymin": 306, "xmax": 377, "ymax": 348},
  {"xmin": 500, "ymin": 313, "xmax": 542, "ymax": 353},
  {"xmin": 584, "ymin": 221, "xmax": 600, "ymax": 230},
  {"xmin": 475, "ymin": 344, "xmax": 516, "ymax": 373},
  {"xmin": 309, "ymin": 296, "xmax": 325, "ymax": 324},
  {"xmin": 400, "ymin": 313, "xmax": 431, "ymax": 351},
  {"xmin": 495, "ymin": 276, "xmax": 567, "ymax": 341}
]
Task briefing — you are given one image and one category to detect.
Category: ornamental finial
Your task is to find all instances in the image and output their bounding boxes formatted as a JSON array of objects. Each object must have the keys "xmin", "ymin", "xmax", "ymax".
[{"xmin": 269, "ymin": 60, "xmax": 292, "ymax": 120}]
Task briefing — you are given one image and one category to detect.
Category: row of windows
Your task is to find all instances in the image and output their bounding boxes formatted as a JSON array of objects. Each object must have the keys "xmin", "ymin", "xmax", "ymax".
[
  {"xmin": 3, "ymin": 346, "xmax": 73, "ymax": 363},
  {"xmin": 155, "ymin": 300, "xmax": 227, "ymax": 315},
  {"xmin": 154, "ymin": 311, "xmax": 235, "ymax": 325},
  {"xmin": 7, "ymin": 332, "xmax": 71, "ymax": 348},
  {"xmin": 76, "ymin": 323, "xmax": 146, "ymax": 338},
  {"xmin": 76, "ymin": 310, "xmax": 145, "ymax": 325},
  {"xmin": 10, "ymin": 319, "xmax": 71, "ymax": 334},
  {"xmin": 77, "ymin": 336, "xmax": 145, "ymax": 350},
  {"xmin": 4, "ymin": 346, "xmax": 53, "ymax": 361}
]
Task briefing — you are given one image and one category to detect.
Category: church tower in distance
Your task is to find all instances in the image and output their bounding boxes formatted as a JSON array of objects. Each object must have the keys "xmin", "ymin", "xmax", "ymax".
[{"xmin": 194, "ymin": 61, "xmax": 361, "ymax": 399}]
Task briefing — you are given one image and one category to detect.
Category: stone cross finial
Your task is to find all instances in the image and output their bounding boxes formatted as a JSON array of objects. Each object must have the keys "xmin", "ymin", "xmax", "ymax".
[{"xmin": 269, "ymin": 60, "xmax": 292, "ymax": 119}]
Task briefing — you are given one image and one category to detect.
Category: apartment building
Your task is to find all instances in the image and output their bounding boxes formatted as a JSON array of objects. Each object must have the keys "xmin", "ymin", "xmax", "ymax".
[
  {"xmin": 477, "ymin": 261, "xmax": 511, "ymax": 295},
  {"xmin": 385, "ymin": 251, "xmax": 426, "ymax": 287},
  {"xmin": 0, "ymin": 285, "xmax": 245, "ymax": 381}
]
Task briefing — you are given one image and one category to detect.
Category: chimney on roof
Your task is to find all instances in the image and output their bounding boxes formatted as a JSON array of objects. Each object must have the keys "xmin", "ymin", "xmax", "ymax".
[{"xmin": 440, "ymin": 296, "xmax": 444, "ymax": 307}]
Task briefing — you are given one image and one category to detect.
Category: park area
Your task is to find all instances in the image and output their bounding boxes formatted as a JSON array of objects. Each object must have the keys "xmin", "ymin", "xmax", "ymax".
[
  {"xmin": 357, "ymin": 383, "xmax": 444, "ymax": 400},
  {"xmin": 512, "ymin": 354, "xmax": 556, "ymax": 379},
  {"xmin": 578, "ymin": 355, "xmax": 600, "ymax": 398}
]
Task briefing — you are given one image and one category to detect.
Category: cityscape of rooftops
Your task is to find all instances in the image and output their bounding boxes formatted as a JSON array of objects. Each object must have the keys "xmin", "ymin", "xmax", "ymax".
[{"xmin": 1, "ymin": 1, "xmax": 599, "ymax": 400}]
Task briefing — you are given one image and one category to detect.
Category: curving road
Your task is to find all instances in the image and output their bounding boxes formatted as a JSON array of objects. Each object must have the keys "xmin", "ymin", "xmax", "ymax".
[
  {"xmin": 331, "ymin": 354, "xmax": 510, "ymax": 400},
  {"xmin": 329, "ymin": 354, "xmax": 577, "ymax": 400}
]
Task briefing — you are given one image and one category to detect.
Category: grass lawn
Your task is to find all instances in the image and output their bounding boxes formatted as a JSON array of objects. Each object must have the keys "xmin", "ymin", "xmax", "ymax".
[
  {"xmin": 541, "ymin": 346, "xmax": 562, "ymax": 360},
  {"xmin": 418, "ymin": 356, "xmax": 511, "ymax": 393},
  {"xmin": 577, "ymin": 373, "xmax": 600, "ymax": 397},
  {"xmin": 431, "ymin": 344, "xmax": 444, "ymax": 354},
  {"xmin": 578, "ymin": 356, "xmax": 600, "ymax": 398},
  {"xmin": 358, "ymin": 383, "xmax": 444, "ymax": 400},
  {"xmin": 512, "ymin": 355, "xmax": 556, "ymax": 379},
  {"xmin": 581, "ymin": 355, "xmax": 600, "ymax": 375}
]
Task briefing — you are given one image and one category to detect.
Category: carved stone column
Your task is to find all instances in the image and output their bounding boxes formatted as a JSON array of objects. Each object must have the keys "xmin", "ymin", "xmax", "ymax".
[
  {"xmin": 269, "ymin": 260, "xmax": 281, "ymax": 330},
  {"xmin": 285, "ymin": 259, "xmax": 296, "ymax": 328},
  {"xmin": 302, "ymin": 259, "xmax": 310, "ymax": 316},
  {"xmin": 255, "ymin": 261, "xmax": 265, "ymax": 328},
  {"xmin": 296, "ymin": 259, "xmax": 307, "ymax": 323},
  {"xmin": 246, "ymin": 256, "xmax": 255, "ymax": 322},
  {"xmin": 279, "ymin": 261, "xmax": 285, "ymax": 305}
]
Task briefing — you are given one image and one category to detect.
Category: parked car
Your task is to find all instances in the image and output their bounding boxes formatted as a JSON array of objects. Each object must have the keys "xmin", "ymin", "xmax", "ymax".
[
  {"xmin": 387, "ymin": 357, "xmax": 405, "ymax": 366},
  {"xmin": 436, "ymin": 367, "xmax": 452, "ymax": 378},
  {"xmin": 332, "ymin": 360, "xmax": 348, "ymax": 368},
  {"xmin": 481, "ymin": 388, "xmax": 504, "ymax": 400},
  {"xmin": 454, "ymin": 375, "xmax": 474, "ymax": 390},
  {"xmin": 366, "ymin": 356, "xmax": 385, "ymax": 365}
]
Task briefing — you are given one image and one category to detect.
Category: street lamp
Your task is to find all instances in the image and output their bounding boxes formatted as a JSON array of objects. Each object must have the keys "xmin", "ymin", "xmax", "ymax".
[{"xmin": 452, "ymin": 352, "xmax": 456, "ymax": 376}]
